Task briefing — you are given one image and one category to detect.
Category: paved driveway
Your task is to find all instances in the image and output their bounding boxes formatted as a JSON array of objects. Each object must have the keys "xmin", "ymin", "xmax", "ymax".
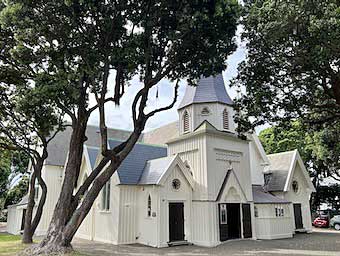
[{"xmin": 74, "ymin": 229, "xmax": 340, "ymax": 256}]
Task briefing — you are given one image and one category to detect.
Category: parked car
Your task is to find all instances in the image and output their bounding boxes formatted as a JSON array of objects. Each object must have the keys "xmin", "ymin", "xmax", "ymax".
[
  {"xmin": 330, "ymin": 215, "xmax": 340, "ymax": 230},
  {"xmin": 313, "ymin": 215, "xmax": 329, "ymax": 228}
]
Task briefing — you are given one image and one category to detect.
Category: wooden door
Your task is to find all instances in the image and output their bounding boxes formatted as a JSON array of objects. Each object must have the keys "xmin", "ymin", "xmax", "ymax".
[
  {"xmin": 169, "ymin": 203, "xmax": 185, "ymax": 242},
  {"xmin": 227, "ymin": 203, "xmax": 241, "ymax": 239},
  {"xmin": 293, "ymin": 203, "xmax": 303, "ymax": 229},
  {"xmin": 242, "ymin": 204, "xmax": 252, "ymax": 238}
]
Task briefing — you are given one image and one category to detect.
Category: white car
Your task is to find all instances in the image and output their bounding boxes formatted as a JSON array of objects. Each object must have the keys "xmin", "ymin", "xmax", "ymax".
[{"xmin": 330, "ymin": 215, "xmax": 340, "ymax": 230}]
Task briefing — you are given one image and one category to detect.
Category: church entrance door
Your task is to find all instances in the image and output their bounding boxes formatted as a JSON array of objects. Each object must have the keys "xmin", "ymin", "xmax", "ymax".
[
  {"xmin": 219, "ymin": 203, "xmax": 241, "ymax": 241},
  {"xmin": 169, "ymin": 202, "xmax": 185, "ymax": 242}
]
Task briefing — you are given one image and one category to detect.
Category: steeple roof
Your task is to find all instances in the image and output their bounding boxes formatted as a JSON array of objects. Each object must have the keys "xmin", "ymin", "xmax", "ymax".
[{"xmin": 178, "ymin": 73, "xmax": 233, "ymax": 109}]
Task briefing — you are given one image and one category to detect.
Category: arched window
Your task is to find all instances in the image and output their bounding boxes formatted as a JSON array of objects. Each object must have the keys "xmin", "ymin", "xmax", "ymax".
[
  {"xmin": 147, "ymin": 195, "xmax": 152, "ymax": 217},
  {"xmin": 183, "ymin": 110, "xmax": 189, "ymax": 133},
  {"xmin": 223, "ymin": 109, "xmax": 229, "ymax": 130}
]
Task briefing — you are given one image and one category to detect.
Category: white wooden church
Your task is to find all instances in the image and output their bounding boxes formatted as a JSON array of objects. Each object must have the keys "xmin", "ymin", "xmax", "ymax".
[{"xmin": 7, "ymin": 74, "xmax": 315, "ymax": 247}]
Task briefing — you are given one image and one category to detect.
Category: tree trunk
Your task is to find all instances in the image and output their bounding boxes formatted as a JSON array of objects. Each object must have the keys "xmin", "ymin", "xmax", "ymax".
[
  {"xmin": 22, "ymin": 172, "xmax": 36, "ymax": 244},
  {"xmin": 22, "ymin": 160, "xmax": 47, "ymax": 244},
  {"xmin": 29, "ymin": 118, "xmax": 88, "ymax": 254}
]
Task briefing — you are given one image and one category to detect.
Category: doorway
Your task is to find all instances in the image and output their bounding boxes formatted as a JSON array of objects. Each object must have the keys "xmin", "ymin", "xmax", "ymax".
[
  {"xmin": 293, "ymin": 203, "xmax": 303, "ymax": 229},
  {"xmin": 219, "ymin": 203, "xmax": 241, "ymax": 241},
  {"xmin": 20, "ymin": 209, "xmax": 26, "ymax": 231},
  {"xmin": 169, "ymin": 202, "xmax": 185, "ymax": 242}
]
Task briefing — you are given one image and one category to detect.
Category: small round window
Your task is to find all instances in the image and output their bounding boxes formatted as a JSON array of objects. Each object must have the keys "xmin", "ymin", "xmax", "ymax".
[
  {"xmin": 292, "ymin": 180, "xmax": 299, "ymax": 194},
  {"xmin": 172, "ymin": 179, "xmax": 181, "ymax": 190}
]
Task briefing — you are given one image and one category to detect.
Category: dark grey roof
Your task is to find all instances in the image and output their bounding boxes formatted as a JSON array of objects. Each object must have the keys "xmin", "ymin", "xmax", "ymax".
[
  {"xmin": 108, "ymin": 139, "xmax": 167, "ymax": 185},
  {"xmin": 87, "ymin": 147, "xmax": 99, "ymax": 170},
  {"xmin": 138, "ymin": 156, "xmax": 176, "ymax": 185},
  {"xmin": 45, "ymin": 125, "xmax": 138, "ymax": 166},
  {"xmin": 252, "ymin": 185, "xmax": 290, "ymax": 204},
  {"xmin": 264, "ymin": 151, "xmax": 295, "ymax": 192},
  {"xmin": 178, "ymin": 73, "xmax": 233, "ymax": 109},
  {"xmin": 263, "ymin": 171, "xmax": 289, "ymax": 192}
]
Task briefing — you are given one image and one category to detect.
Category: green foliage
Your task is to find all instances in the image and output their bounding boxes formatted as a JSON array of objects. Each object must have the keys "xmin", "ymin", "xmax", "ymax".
[
  {"xmin": 4, "ymin": 175, "xmax": 29, "ymax": 208},
  {"xmin": 314, "ymin": 184, "xmax": 340, "ymax": 211},
  {"xmin": 0, "ymin": 0, "xmax": 240, "ymax": 112},
  {"xmin": 0, "ymin": 150, "xmax": 11, "ymax": 198},
  {"xmin": 259, "ymin": 121, "xmax": 340, "ymax": 210},
  {"xmin": 233, "ymin": 0, "xmax": 340, "ymax": 132}
]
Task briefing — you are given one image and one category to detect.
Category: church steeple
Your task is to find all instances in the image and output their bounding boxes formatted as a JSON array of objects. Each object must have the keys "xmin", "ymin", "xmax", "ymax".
[
  {"xmin": 178, "ymin": 73, "xmax": 233, "ymax": 110},
  {"xmin": 178, "ymin": 73, "xmax": 235, "ymax": 134}
]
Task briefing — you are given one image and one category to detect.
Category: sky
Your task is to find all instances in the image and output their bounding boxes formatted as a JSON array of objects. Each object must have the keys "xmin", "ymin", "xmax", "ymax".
[{"xmin": 88, "ymin": 26, "xmax": 266, "ymax": 133}]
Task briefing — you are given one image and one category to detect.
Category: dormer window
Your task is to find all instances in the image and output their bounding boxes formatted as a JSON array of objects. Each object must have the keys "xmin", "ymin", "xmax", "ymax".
[
  {"xmin": 223, "ymin": 109, "xmax": 229, "ymax": 130},
  {"xmin": 201, "ymin": 107, "xmax": 210, "ymax": 116},
  {"xmin": 183, "ymin": 110, "xmax": 189, "ymax": 133}
]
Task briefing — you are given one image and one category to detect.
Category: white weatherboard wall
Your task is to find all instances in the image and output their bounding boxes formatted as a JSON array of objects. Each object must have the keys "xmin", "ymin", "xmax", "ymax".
[
  {"xmin": 274, "ymin": 164, "xmax": 313, "ymax": 232},
  {"xmin": 118, "ymin": 185, "xmax": 138, "ymax": 244},
  {"xmin": 136, "ymin": 185, "xmax": 159, "ymax": 247},
  {"xmin": 206, "ymin": 134, "xmax": 252, "ymax": 201},
  {"xmin": 36, "ymin": 165, "xmax": 63, "ymax": 235},
  {"xmin": 6, "ymin": 206, "xmax": 22, "ymax": 234},
  {"xmin": 159, "ymin": 165, "xmax": 193, "ymax": 247},
  {"xmin": 136, "ymin": 165, "xmax": 193, "ymax": 247},
  {"xmin": 249, "ymin": 140, "xmax": 265, "ymax": 185},
  {"xmin": 168, "ymin": 134, "xmax": 208, "ymax": 199},
  {"xmin": 254, "ymin": 204, "xmax": 293, "ymax": 239}
]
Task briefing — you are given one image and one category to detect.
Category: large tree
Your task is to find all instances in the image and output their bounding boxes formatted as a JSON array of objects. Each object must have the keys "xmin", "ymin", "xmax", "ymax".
[
  {"xmin": 0, "ymin": 1, "xmax": 65, "ymax": 243},
  {"xmin": 233, "ymin": 0, "xmax": 340, "ymax": 132},
  {"xmin": 0, "ymin": 0, "xmax": 240, "ymax": 254},
  {"xmin": 259, "ymin": 121, "xmax": 340, "ymax": 210}
]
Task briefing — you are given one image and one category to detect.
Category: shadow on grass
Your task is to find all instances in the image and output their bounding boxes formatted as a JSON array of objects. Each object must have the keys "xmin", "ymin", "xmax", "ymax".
[{"xmin": 0, "ymin": 233, "xmax": 88, "ymax": 256}]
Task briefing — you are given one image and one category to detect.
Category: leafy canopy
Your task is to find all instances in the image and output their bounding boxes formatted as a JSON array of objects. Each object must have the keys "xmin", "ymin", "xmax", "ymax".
[{"xmin": 233, "ymin": 0, "xmax": 340, "ymax": 132}]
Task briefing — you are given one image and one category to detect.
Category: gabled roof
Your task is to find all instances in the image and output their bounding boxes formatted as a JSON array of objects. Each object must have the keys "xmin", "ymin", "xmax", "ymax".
[
  {"xmin": 139, "ymin": 156, "xmax": 176, "ymax": 185},
  {"xmin": 264, "ymin": 150, "xmax": 315, "ymax": 192},
  {"xmin": 138, "ymin": 154, "xmax": 195, "ymax": 188},
  {"xmin": 248, "ymin": 133, "xmax": 270, "ymax": 165},
  {"xmin": 178, "ymin": 74, "xmax": 233, "ymax": 109},
  {"xmin": 45, "ymin": 125, "xmax": 138, "ymax": 167},
  {"xmin": 252, "ymin": 185, "xmax": 290, "ymax": 204},
  {"xmin": 87, "ymin": 147, "xmax": 99, "ymax": 170},
  {"xmin": 108, "ymin": 139, "xmax": 167, "ymax": 185}
]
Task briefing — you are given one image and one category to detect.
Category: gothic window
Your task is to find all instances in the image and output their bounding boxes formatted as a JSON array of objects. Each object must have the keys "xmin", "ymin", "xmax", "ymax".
[
  {"xmin": 101, "ymin": 179, "xmax": 111, "ymax": 211},
  {"xmin": 292, "ymin": 180, "xmax": 299, "ymax": 194},
  {"xmin": 223, "ymin": 109, "xmax": 229, "ymax": 130},
  {"xmin": 183, "ymin": 110, "xmax": 189, "ymax": 133},
  {"xmin": 147, "ymin": 195, "xmax": 152, "ymax": 217}
]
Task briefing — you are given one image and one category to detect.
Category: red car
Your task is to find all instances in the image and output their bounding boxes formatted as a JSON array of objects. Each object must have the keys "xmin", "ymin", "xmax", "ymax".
[{"xmin": 313, "ymin": 216, "xmax": 329, "ymax": 228}]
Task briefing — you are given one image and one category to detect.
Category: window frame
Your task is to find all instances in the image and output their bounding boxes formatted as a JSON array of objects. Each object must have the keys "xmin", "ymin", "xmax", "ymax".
[
  {"xmin": 101, "ymin": 179, "xmax": 111, "ymax": 211},
  {"xmin": 223, "ymin": 108, "xmax": 229, "ymax": 130},
  {"xmin": 183, "ymin": 110, "xmax": 190, "ymax": 133},
  {"xmin": 147, "ymin": 195, "xmax": 152, "ymax": 217}
]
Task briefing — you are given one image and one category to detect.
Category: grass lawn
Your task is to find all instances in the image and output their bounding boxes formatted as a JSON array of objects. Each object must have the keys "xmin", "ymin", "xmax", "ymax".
[
  {"xmin": 0, "ymin": 234, "xmax": 26, "ymax": 256},
  {"xmin": 0, "ymin": 233, "xmax": 88, "ymax": 256}
]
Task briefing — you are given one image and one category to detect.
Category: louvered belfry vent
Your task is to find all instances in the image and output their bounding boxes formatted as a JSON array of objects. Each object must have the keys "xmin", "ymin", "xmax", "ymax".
[
  {"xmin": 183, "ymin": 110, "xmax": 189, "ymax": 132},
  {"xmin": 223, "ymin": 109, "xmax": 229, "ymax": 130}
]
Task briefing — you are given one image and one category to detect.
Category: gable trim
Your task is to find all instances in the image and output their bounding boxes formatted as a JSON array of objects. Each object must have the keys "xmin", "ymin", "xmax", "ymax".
[
  {"xmin": 215, "ymin": 169, "xmax": 248, "ymax": 202},
  {"xmin": 157, "ymin": 155, "xmax": 195, "ymax": 189},
  {"xmin": 283, "ymin": 150, "xmax": 316, "ymax": 192}
]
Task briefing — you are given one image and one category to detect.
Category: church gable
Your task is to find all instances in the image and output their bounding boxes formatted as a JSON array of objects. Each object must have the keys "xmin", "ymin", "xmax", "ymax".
[{"xmin": 216, "ymin": 169, "xmax": 247, "ymax": 203}]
